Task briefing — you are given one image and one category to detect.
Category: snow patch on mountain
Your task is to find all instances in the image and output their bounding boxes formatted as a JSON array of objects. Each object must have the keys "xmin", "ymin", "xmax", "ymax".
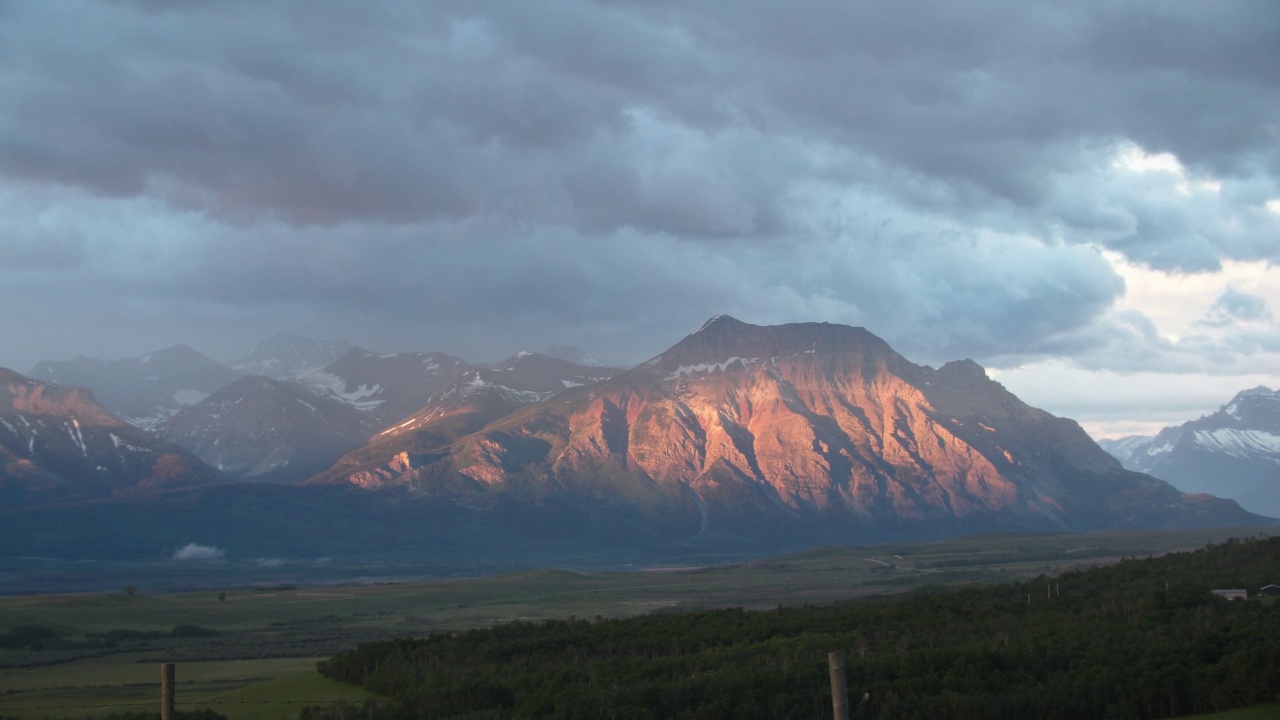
[
  {"xmin": 109, "ymin": 432, "xmax": 151, "ymax": 452},
  {"xmin": 667, "ymin": 357, "xmax": 756, "ymax": 380},
  {"xmin": 68, "ymin": 419, "xmax": 87, "ymax": 455},
  {"xmin": 694, "ymin": 314, "xmax": 730, "ymax": 333},
  {"xmin": 303, "ymin": 372, "xmax": 386, "ymax": 411},
  {"xmin": 1190, "ymin": 429, "xmax": 1280, "ymax": 460},
  {"xmin": 124, "ymin": 412, "xmax": 174, "ymax": 434},
  {"xmin": 441, "ymin": 373, "xmax": 554, "ymax": 404}
]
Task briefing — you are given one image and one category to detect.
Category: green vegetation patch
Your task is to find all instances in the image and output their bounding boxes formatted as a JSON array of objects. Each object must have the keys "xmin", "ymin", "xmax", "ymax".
[
  {"xmin": 0, "ymin": 527, "xmax": 1269, "ymax": 718},
  {"xmin": 320, "ymin": 537, "xmax": 1280, "ymax": 719},
  {"xmin": 1184, "ymin": 704, "xmax": 1280, "ymax": 719}
]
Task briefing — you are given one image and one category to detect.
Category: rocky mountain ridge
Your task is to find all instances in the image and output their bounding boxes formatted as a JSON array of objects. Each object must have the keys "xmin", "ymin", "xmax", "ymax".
[
  {"xmin": 0, "ymin": 367, "xmax": 225, "ymax": 507},
  {"xmin": 299, "ymin": 348, "xmax": 476, "ymax": 427},
  {"xmin": 318, "ymin": 316, "xmax": 1259, "ymax": 543},
  {"xmin": 161, "ymin": 374, "xmax": 373, "ymax": 485},
  {"xmin": 1099, "ymin": 386, "xmax": 1280, "ymax": 517},
  {"xmin": 3, "ymin": 318, "xmax": 1269, "ymax": 566},
  {"xmin": 28, "ymin": 345, "xmax": 241, "ymax": 431},
  {"xmin": 316, "ymin": 352, "xmax": 622, "ymax": 489}
]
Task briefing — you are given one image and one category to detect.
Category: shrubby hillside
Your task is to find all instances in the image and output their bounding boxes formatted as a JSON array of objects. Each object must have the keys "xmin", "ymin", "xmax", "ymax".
[{"xmin": 317, "ymin": 536, "xmax": 1280, "ymax": 719}]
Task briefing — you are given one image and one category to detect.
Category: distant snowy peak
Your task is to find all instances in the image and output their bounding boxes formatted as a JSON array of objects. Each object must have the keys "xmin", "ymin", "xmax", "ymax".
[
  {"xmin": 27, "ymin": 346, "xmax": 241, "ymax": 433},
  {"xmin": 361, "ymin": 354, "xmax": 621, "ymax": 446},
  {"xmin": 1099, "ymin": 385, "xmax": 1280, "ymax": 518},
  {"xmin": 437, "ymin": 370, "xmax": 558, "ymax": 405},
  {"xmin": 1216, "ymin": 386, "xmax": 1280, "ymax": 427},
  {"xmin": 1190, "ymin": 428, "xmax": 1280, "ymax": 462},
  {"xmin": 230, "ymin": 332, "xmax": 353, "ymax": 380},
  {"xmin": 299, "ymin": 347, "xmax": 475, "ymax": 425},
  {"xmin": 693, "ymin": 313, "xmax": 737, "ymax": 334},
  {"xmin": 162, "ymin": 374, "xmax": 371, "ymax": 485},
  {"xmin": 1095, "ymin": 434, "xmax": 1155, "ymax": 462},
  {"xmin": 436, "ymin": 352, "xmax": 620, "ymax": 405}
]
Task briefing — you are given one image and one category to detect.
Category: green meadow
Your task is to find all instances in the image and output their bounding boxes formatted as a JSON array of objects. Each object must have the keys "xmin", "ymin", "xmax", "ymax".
[{"xmin": 0, "ymin": 526, "xmax": 1268, "ymax": 719}]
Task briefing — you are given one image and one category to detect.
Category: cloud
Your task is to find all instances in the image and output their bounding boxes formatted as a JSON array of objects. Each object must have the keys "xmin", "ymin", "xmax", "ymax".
[
  {"xmin": 1201, "ymin": 288, "xmax": 1272, "ymax": 328},
  {"xmin": 172, "ymin": 543, "xmax": 225, "ymax": 561},
  {"xmin": 0, "ymin": 0, "xmax": 1278, "ymax": 409},
  {"xmin": 992, "ymin": 359, "xmax": 1280, "ymax": 440}
]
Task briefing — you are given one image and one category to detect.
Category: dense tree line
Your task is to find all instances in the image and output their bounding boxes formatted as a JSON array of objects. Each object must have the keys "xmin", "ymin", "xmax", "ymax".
[{"xmin": 315, "ymin": 536, "xmax": 1280, "ymax": 719}]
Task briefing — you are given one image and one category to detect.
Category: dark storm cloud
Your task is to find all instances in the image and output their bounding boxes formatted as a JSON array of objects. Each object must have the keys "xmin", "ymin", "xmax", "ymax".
[{"xmin": 0, "ymin": 0, "xmax": 1278, "ymax": 374}]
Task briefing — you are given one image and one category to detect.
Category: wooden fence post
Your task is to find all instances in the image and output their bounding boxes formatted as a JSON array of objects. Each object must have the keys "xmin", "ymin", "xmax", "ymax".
[
  {"xmin": 161, "ymin": 663, "xmax": 175, "ymax": 720},
  {"xmin": 829, "ymin": 651, "xmax": 849, "ymax": 720}
]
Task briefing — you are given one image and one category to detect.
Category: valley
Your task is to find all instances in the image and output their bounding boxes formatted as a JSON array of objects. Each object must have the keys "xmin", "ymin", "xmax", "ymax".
[
  {"xmin": 0, "ymin": 527, "xmax": 1268, "ymax": 718},
  {"xmin": 2, "ymin": 319, "xmax": 1278, "ymax": 717}
]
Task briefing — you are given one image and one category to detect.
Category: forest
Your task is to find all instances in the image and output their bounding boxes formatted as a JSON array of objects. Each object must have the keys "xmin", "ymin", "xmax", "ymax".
[{"xmin": 315, "ymin": 536, "xmax": 1280, "ymax": 719}]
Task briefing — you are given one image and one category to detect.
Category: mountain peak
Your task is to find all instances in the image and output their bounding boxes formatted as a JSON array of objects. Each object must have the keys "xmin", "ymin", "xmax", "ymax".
[
  {"xmin": 1219, "ymin": 385, "xmax": 1280, "ymax": 423},
  {"xmin": 1101, "ymin": 384, "xmax": 1280, "ymax": 517},
  {"xmin": 692, "ymin": 314, "xmax": 745, "ymax": 334},
  {"xmin": 321, "ymin": 315, "xmax": 1260, "ymax": 542},
  {"xmin": 937, "ymin": 359, "xmax": 989, "ymax": 381},
  {"xmin": 649, "ymin": 318, "xmax": 895, "ymax": 374},
  {"xmin": 1230, "ymin": 386, "xmax": 1278, "ymax": 403}
]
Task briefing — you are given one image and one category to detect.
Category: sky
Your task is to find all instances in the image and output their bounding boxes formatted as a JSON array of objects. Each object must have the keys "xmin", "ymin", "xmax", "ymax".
[{"xmin": 1, "ymin": 1, "xmax": 1278, "ymax": 439}]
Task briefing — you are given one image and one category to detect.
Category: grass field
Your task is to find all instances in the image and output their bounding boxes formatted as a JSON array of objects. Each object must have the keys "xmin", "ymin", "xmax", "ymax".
[
  {"xmin": 0, "ymin": 656, "xmax": 373, "ymax": 718},
  {"xmin": 0, "ymin": 526, "xmax": 1269, "ymax": 719}
]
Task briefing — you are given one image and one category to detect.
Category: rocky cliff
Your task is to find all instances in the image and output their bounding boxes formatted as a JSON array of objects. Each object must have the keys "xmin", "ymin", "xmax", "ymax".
[{"xmin": 317, "ymin": 317, "xmax": 1260, "ymax": 544}]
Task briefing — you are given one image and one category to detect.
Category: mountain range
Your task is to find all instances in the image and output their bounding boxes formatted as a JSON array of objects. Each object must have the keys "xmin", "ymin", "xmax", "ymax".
[
  {"xmin": 314, "ymin": 315, "xmax": 1257, "ymax": 544},
  {"xmin": 1099, "ymin": 387, "xmax": 1280, "ymax": 518},
  {"xmin": 0, "ymin": 367, "xmax": 223, "ymax": 507},
  {"xmin": 2, "ymin": 317, "xmax": 1270, "ymax": 565},
  {"xmin": 28, "ymin": 345, "xmax": 241, "ymax": 431},
  {"xmin": 159, "ymin": 374, "xmax": 373, "ymax": 485}
]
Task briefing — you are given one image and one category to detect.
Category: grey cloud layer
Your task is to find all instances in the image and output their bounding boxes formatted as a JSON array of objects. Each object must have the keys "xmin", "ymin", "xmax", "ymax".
[{"xmin": 0, "ymin": 0, "xmax": 1277, "ymax": 372}]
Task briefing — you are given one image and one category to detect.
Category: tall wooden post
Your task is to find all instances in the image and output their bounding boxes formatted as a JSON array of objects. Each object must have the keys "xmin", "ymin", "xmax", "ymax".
[
  {"xmin": 828, "ymin": 651, "xmax": 849, "ymax": 720},
  {"xmin": 161, "ymin": 663, "xmax": 175, "ymax": 720}
]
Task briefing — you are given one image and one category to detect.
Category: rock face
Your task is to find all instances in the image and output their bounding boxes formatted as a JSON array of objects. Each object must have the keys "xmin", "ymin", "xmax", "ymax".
[
  {"xmin": 314, "ymin": 352, "xmax": 621, "ymax": 489},
  {"xmin": 0, "ymin": 368, "xmax": 225, "ymax": 507},
  {"xmin": 300, "ymin": 348, "xmax": 475, "ymax": 427},
  {"xmin": 318, "ymin": 317, "xmax": 1260, "ymax": 544},
  {"xmin": 162, "ymin": 375, "xmax": 374, "ymax": 485},
  {"xmin": 1099, "ymin": 387, "xmax": 1280, "ymax": 518},
  {"xmin": 28, "ymin": 345, "xmax": 241, "ymax": 432}
]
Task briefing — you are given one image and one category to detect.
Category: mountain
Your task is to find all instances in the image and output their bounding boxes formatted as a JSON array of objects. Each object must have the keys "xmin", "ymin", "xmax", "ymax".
[
  {"xmin": 0, "ymin": 367, "xmax": 225, "ymax": 507},
  {"xmin": 1099, "ymin": 387, "xmax": 1280, "ymax": 518},
  {"xmin": 316, "ymin": 352, "xmax": 622, "ymax": 487},
  {"xmin": 229, "ymin": 332, "xmax": 354, "ymax": 380},
  {"xmin": 161, "ymin": 375, "xmax": 374, "ymax": 485},
  {"xmin": 28, "ymin": 346, "xmax": 241, "ymax": 432},
  {"xmin": 300, "ymin": 348, "xmax": 475, "ymax": 426},
  {"xmin": 315, "ymin": 316, "xmax": 1261, "ymax": 545}
]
